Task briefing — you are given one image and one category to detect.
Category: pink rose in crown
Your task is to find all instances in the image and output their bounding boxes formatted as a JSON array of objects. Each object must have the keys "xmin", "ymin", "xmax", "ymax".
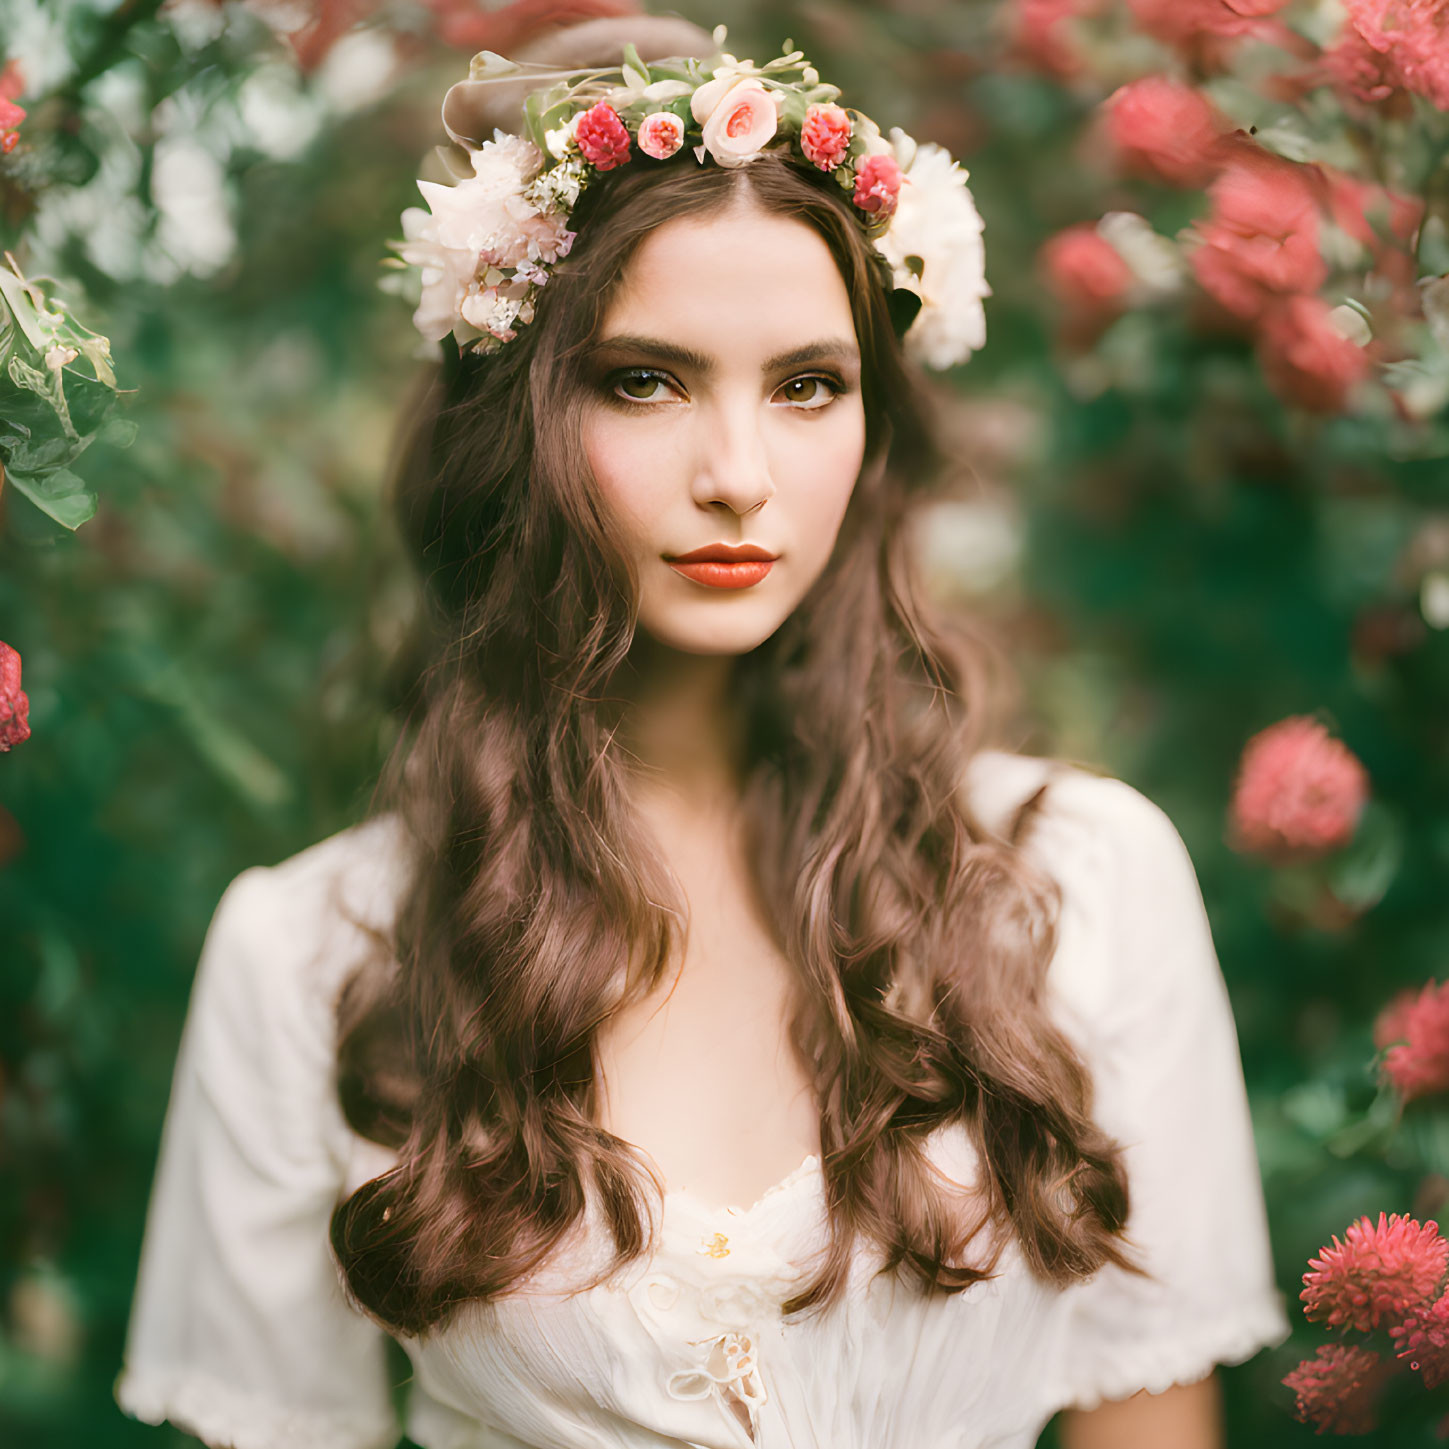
[
  {"xmin": 575, "ymin": 103, "xmax": 631, "ymax": 171},
  {"xmin": 852, "ymin": 153, "xmax": 902, "ymax": 217},
  {"xmin": 0, "ymin": 641, "xmax": 30, "ymax": 752},
  {"xmin": 800, "ymin": 103, "xmax": 852, "ymax": 171},
  {"xmin": 696, "ymin": 78, "xmax": 778, "ymax": 168},
  {"xmin": 637, "ymin": 111, "xmax": 684, "ymax": 160}
]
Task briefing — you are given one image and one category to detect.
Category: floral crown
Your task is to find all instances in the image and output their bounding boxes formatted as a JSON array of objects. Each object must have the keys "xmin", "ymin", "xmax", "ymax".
[{"xmin": 388, "ymin": 28, "xmax": 989, "ymax": 372}]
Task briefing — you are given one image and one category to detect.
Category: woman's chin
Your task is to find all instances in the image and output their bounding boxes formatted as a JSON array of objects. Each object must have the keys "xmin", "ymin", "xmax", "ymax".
[{"xmin": 633, "ymin": 609, "xmax": 785, "ymax": 658}]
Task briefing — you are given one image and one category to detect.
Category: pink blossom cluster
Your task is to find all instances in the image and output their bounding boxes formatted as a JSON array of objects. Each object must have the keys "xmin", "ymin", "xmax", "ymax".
[
  {"xmin": 0, "ymin": 641, "xmax": 29, "ymax": 752},
  {"xmin": 1283, "ymin": 1342, "xmax": 1394, "ymax": 1435},
  {"xmin": 1040, "ymin": 67, "xmax": 1424, "ymax": 411},
  {"xmin": 1325, "ymin": 0, "xmax": 1449, "ymax": 111},
  {"xmin": 1228, "ymin": 715, "xmax": 1369, "ymax": 860},
  {"xmin": 1374, "ymin": 980, "xmax": 1449, "ymax": 1102},
  {"xmin": 1289, "ymin": 1213, "xmax": 1449, "ymax": 1430},
  {"xmin": 1013, "ymin": 0, "xmax": 1437, "ymax": 416},
  {"xmin": 1390, "ymin": 1292, "xmax": 1449, "ymax": 1389},
  {"xmin": 1301, "ymin": 1213, "xmax": 1448, "ymax": 1331},
  {"xmin": 1189, "ymin": 147, "xmax": 1421, "ymax": 413}
]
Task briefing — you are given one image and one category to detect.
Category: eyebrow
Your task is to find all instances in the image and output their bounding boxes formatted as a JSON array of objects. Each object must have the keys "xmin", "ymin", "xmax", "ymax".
[{"xmin": 585, "ymin": 334, "xmax": 860, "ymax": 374}]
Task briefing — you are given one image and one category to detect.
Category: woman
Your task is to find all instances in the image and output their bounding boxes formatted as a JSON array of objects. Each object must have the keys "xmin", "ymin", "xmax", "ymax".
[{"xmin": 116, "ymin": 16, "xmax": 1288, "ymax": 1449}]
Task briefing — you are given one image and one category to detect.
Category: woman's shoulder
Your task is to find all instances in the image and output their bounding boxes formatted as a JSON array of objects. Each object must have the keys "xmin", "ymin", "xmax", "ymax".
[
  {"xmin": 197, "ymin": 814, "xmax": 412, "ymax": 1043},
  {"xmin": 964, "ymin": 747, "xmax": 1187, "ymax": 863},
  {"xmin": 231, "ymin": 812, "xmax": 411, "ymax": 937},
  {"xmin": 965, "ymin": 749, "xmax": 1217, "ymax": 1029}
]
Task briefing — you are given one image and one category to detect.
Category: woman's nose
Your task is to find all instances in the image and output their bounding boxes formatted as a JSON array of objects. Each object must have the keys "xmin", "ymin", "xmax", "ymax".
[{"xmin": 690, "ymin": 399, "xmax": 777, "ymax": 516}]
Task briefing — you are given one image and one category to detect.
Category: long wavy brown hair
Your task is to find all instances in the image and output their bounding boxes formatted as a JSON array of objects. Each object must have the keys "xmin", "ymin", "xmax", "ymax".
[{"xmin": 329, "ymin": 147, "xmax": 1144, "ymax": 1338}]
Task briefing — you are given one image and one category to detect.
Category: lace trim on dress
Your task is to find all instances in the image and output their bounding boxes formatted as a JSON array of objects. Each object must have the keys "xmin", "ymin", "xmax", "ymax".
[
  {"xmin": 662, "ymin": 1153, "xmax": 822, "ymax": 1223},
  {"xmin": 115, "ymin": 1364, "xmax": 399, "ymax": 1449},
  {"xmin": 1037, "ymin": 1293, "xmax": 1291, "ymax": 1418}
]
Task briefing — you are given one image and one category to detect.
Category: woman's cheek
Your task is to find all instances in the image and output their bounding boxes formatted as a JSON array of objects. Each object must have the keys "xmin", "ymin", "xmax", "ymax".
[{"xmin": 584, "ymin": 421, "xmax": 664, "ymax": 543}]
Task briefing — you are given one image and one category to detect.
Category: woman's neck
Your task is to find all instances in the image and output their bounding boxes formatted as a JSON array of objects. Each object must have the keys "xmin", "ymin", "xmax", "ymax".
[{"xmin": 612, "ymin": 638, "xmax": 746, "ymax": 814}]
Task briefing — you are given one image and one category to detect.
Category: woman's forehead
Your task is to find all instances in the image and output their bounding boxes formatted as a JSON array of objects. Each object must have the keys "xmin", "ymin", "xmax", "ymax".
[{"xmin": 600, "ymin": 207, "xmax": 858, "ymax": 356}]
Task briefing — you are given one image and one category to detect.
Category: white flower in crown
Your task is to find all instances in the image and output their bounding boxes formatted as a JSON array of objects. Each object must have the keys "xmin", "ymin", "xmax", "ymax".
[
  {"xmin": 396, "ymin": 130, "xmax": 574, "ymax": 345},
  {"xmin": 872, "ymin": 130, "xmax": 991, "ymax": 371}
]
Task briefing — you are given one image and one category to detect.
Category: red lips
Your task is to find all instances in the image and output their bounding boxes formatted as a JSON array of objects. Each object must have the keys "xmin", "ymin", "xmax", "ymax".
[
  {"xmin": 664, "ymin": 542, "xmax": 778, "ymax": 591},
  {"xmin": 666, "ymin": 542, "xmax": 778, "ymax": 563}
]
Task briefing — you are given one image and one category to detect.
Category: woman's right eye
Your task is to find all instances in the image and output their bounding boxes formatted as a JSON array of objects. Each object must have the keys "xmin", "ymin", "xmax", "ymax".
[{"xmin": 609, "ymin": 369, "xmax": 679, "ymax": 405}]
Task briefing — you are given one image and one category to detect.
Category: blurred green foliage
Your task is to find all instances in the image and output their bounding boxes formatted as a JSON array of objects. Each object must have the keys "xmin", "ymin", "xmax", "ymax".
[{"xmin": 3, "ymin": 0, "xmax": 1449, "ymax": 1443}]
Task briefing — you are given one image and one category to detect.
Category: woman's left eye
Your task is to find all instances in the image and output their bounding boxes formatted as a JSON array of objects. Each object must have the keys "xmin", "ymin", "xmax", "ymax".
[{"xmin": 775, "ymin": 375, "xmax": 842, "ymax": 410}]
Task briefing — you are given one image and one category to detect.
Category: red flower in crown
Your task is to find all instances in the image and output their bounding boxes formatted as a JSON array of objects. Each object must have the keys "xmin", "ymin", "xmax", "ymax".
[
  {"xmin": 800, "ymin": 103, "xmax": 852, "ymax": 171},
  {"xmin": 575, "ymin": 103, "xmax": 631, "ymax": 171},
  {"xmin": 0, "ymin": 641, "xmax": 30, "ymax": 751},
  {"xmin": 853, "ymin": 154, "xmax": 902, "ymax": 217},
  {"xmin": 1301, "ymin": 1212, "xmax": 1448, "ymax": 1333}
]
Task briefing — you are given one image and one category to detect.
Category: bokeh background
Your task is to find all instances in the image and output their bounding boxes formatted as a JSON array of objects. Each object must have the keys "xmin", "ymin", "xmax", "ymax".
[{"xmin": 4, "ymin": 0, "xmax": 1449, "ymax": 1442}]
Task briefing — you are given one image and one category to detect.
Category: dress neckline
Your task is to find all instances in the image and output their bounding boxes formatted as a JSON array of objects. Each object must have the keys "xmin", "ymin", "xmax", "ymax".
[{"xmin": 659, "ymin": 1152, "xmax": 823, "ymax": 1222}]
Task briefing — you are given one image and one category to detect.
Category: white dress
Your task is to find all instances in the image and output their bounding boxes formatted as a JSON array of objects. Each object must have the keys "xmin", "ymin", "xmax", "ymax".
[{"xmin": 114, "ymin": 750, "xmax": 1290, "ymax": 1449}]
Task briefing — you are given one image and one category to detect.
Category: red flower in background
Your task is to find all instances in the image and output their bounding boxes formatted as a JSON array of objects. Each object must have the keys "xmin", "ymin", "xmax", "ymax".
[
  {"xmin": 1344, "ymin": 0, "xmax": 1449, "ymax": 111},
  {"xmin": 0, "ymin": 61, "xmax": 24, "ymax": 155},
  {"xmin": 1040, "ymin": 223, "xmax": 1132, "ymax": 314},
  {"xmin": 1006, "ymin": 0, "xmax": 1105, "ymax": 81},
  {"xmin": 1257, "ymin": 294, "xmax": 1372, "ymax": 414},
  {"xmin": 1229, "ymin": 715, "xmax": 1368, "ymax": 859},
  {"xmin": 1376, "ymin": 980, "xmax": 1449, "ymax": 1102},
  {"xmin": 1099, "ymin": 76, "xmax": 1227, "ymax": 188},
  {"xmin": 1391, "ymin": 1291, "xmax": 1449, "ymax": 1388},
  {"xmin": 0, "ymin": 642, "xmax": 29, "ymax": 752},
  {"xmin": 1319, "ymin": 20, "xmax": 1405, "ymax": 105},
  {"xmin": 1283, "ymin": 1343, "xmax": 1397, "ymax": 1435},
  {"xmin": 1128, "ymin": 0, "xmax": 1289, "ymax": 43},
  {"xmin": 1316, "ymin": 167, "xmax": 1424, "ymax": 295},
  {"xmin": 1301, "ymin": 1212, "xmax": 1448, "ymax": 1332},
  {"xmin": 1189, "ymin": 151, "xmax": 1326, "ymax": 321}
]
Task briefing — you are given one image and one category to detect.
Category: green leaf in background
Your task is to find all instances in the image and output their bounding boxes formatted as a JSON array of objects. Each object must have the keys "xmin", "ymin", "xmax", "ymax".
[{"xmin": 3, "ymin": 465, "xmax": 97, "ymax": 530}]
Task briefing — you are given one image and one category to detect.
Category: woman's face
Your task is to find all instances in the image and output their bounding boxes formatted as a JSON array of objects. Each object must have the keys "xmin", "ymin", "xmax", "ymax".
[{"xmin": 579, "ymin": 196, "xmax": 867, "ymax": 656}]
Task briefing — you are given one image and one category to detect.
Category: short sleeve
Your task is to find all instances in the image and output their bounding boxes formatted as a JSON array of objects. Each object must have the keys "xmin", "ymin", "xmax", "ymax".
[
  {"xmin": 115, "ymin": 853, "xmax": 401, "ymax": 1449},
  {"xmin": 1023, "ymin": 767, "xmax": 1290, "ymax": 1415}
]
